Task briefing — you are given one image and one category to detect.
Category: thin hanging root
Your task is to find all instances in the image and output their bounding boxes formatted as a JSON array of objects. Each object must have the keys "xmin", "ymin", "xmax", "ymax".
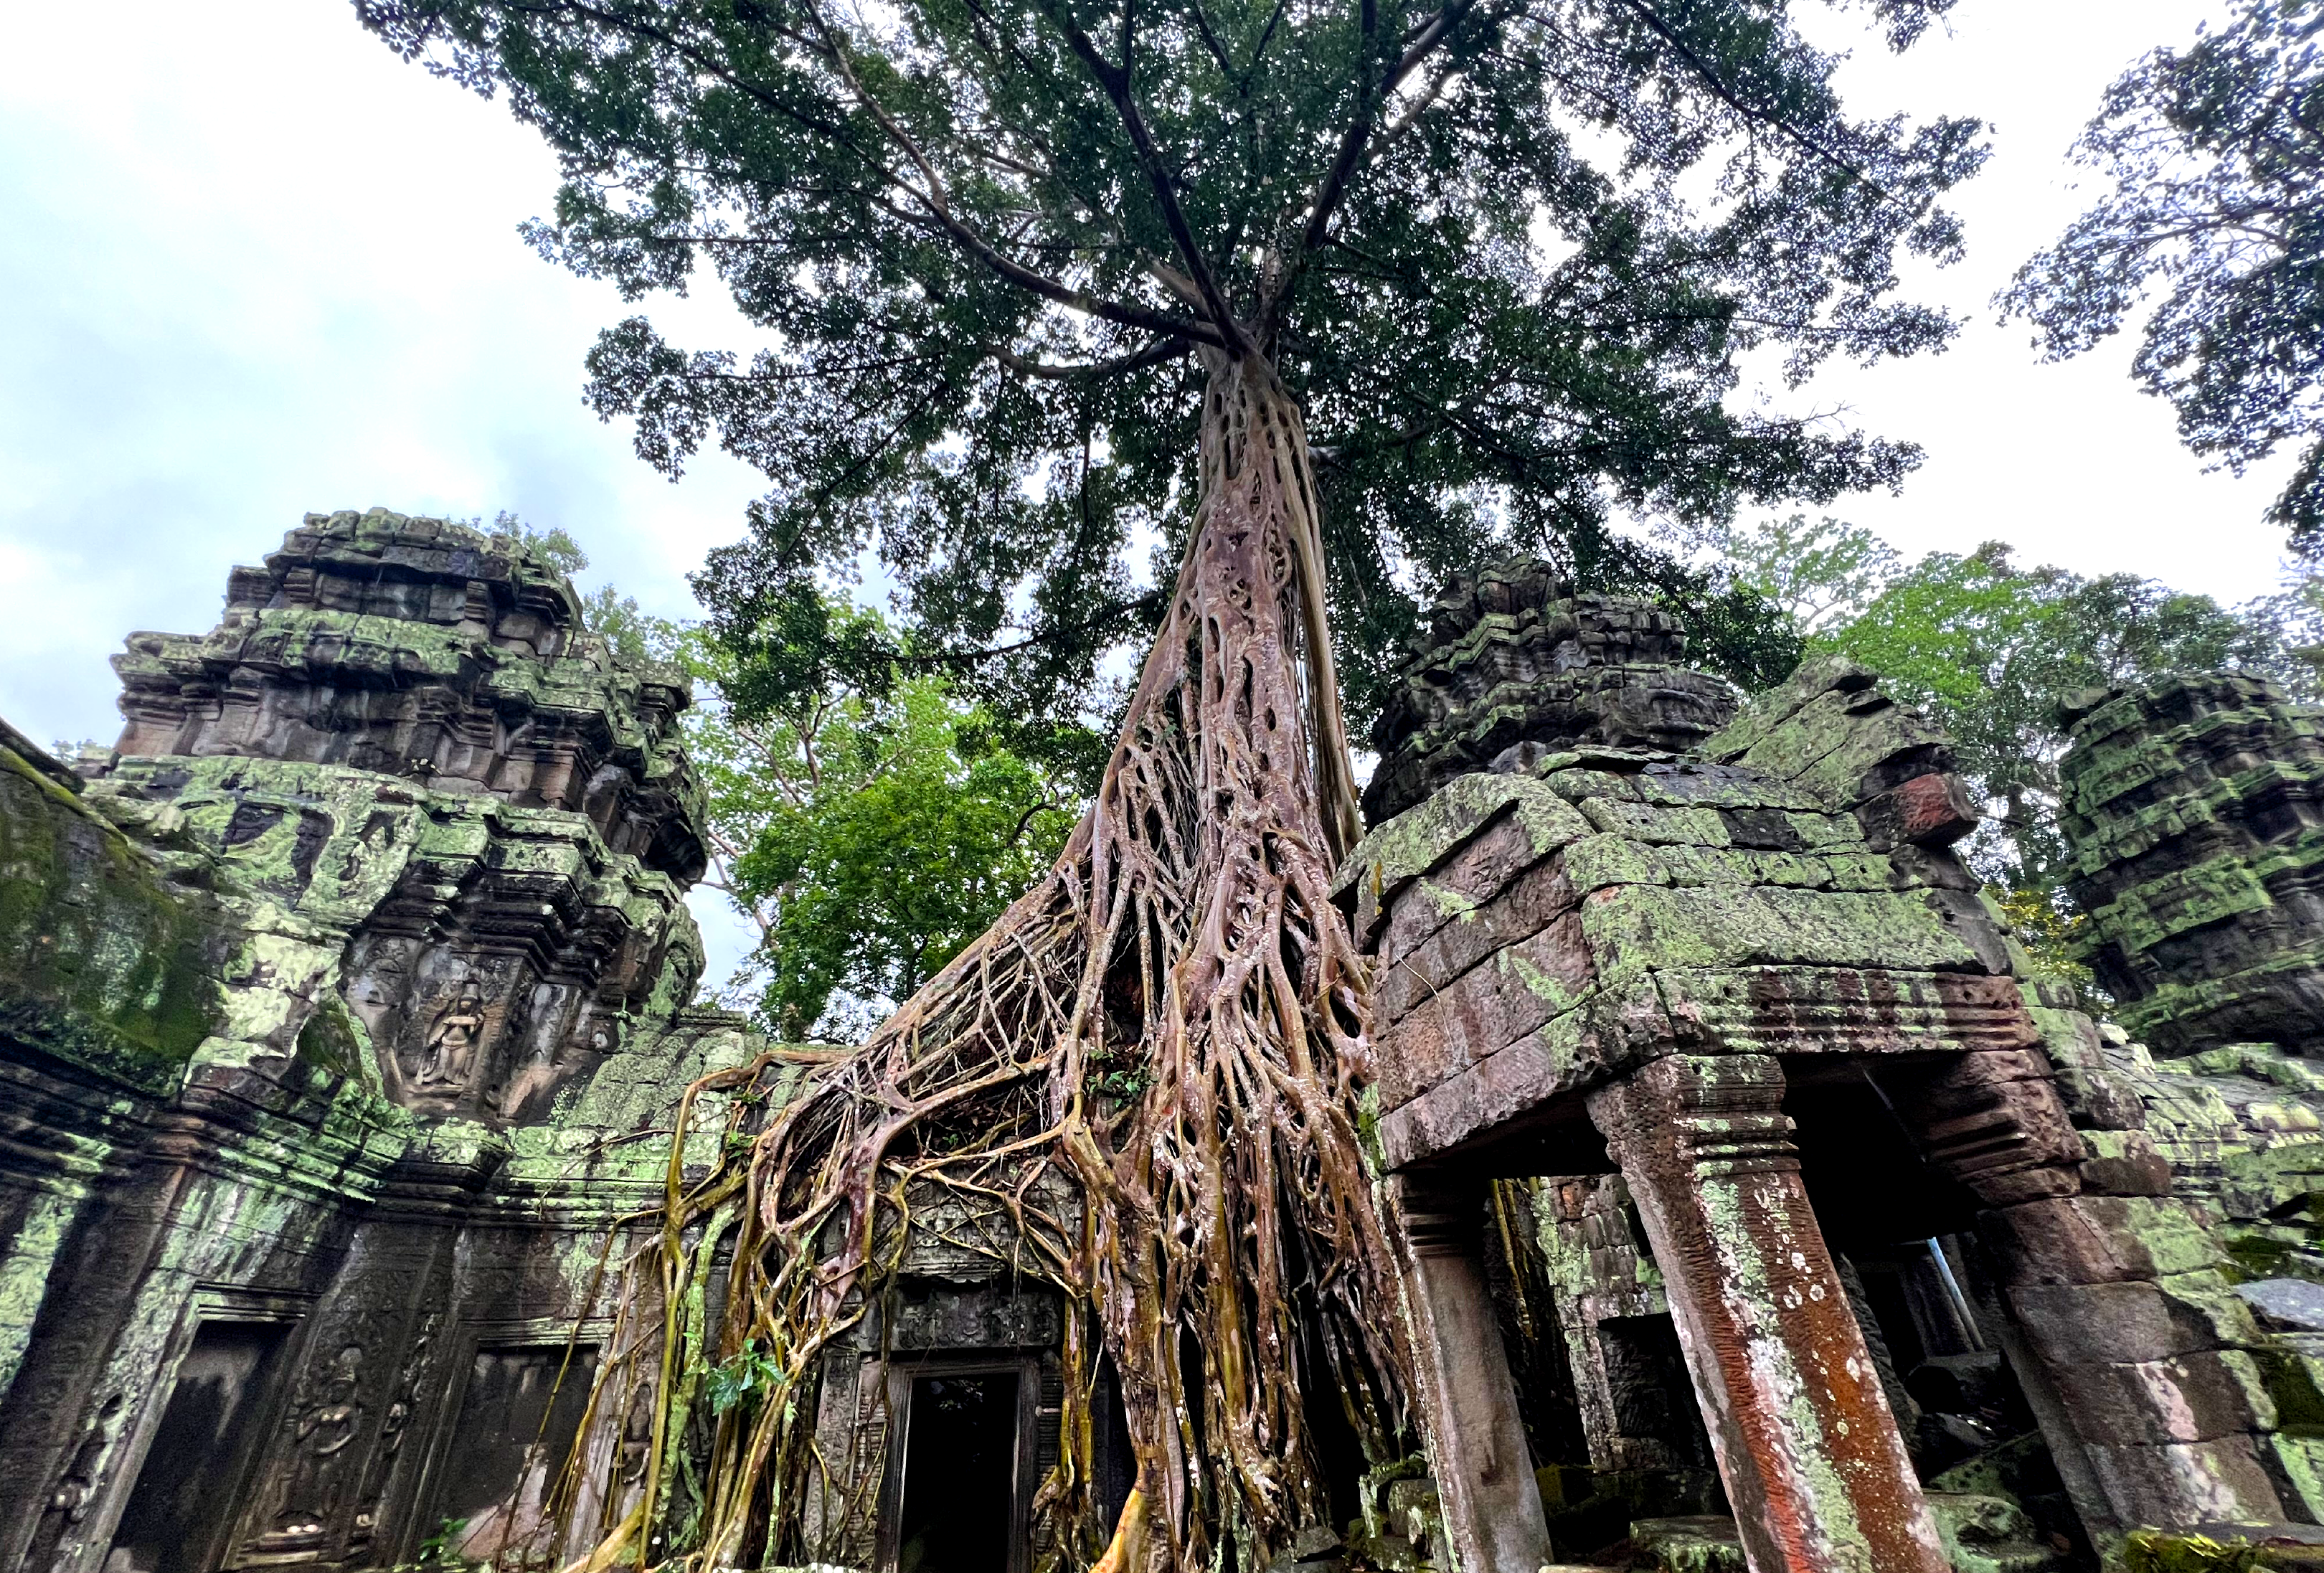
[{"xmin": 554, "ymin": 351, "xmax": 1414, "ymax": 1573}]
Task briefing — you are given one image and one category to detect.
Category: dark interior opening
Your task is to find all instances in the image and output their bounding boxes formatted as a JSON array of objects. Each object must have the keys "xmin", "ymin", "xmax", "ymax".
[
  {"xmin": 105, "ymin": 1320, "xmax": 288, "ymax": 1573},
  {"xmin": 898, "ymin": 1373, "xmax": 1019, "ymax": 1573},
  {"xmin": 1597, "ymin": 1314, "xmax": 1716, "ymax": 1473},
  {"xmin": 430, "ymin": 1342, "xmax": 600, "ymax": 1554},
  {"xmin": 1481, "ymin": 1180, "xmax": 1591, "ymax": 1468}
]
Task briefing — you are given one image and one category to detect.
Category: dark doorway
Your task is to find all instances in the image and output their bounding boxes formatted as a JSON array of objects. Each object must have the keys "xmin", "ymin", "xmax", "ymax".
[
  {"xmin": 897, "ymin": 1373, "xmax": 1021, "ymax": 1573},
  {"xmin": 429, "ymin": 1343, "xmax": 600, "ymax": 1559},
  {"xmin": 105, "ymin": 1321, "xmax": 288, "ymax": 1573}
]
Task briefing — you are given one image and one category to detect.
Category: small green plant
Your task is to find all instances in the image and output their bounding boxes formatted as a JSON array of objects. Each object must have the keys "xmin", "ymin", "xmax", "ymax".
[
  {"xmin": 704, "ymin": 1341, "xmax": 785, "ymax": 1416},
  {"xmin": 405, "ymin": 1516, "xmax": 469, "ymax": 1572}
]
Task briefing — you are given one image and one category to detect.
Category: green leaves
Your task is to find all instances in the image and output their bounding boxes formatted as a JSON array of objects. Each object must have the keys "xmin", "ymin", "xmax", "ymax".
[
  {"xmin": 676, "ymin": 597, "xmax": 1084, "ymax": 1039},
  {"xmin": 2004, "ymin": 1, "xmax": 2324, "ymax": 551},
  {"xmin": 732, "ymin": 673, "xmax": 1077, "ymax": 1036},
  {"xmin": 704, "ymin": 1341, "xmax": 786, "ymax": 1416},
  {"xmin": 1814, "ymin": 541, "xmax": 2276, "ymax": 889},
  {"xmin": 357, "ymin": 0, "xmax": 1986, "ymax": 742}
]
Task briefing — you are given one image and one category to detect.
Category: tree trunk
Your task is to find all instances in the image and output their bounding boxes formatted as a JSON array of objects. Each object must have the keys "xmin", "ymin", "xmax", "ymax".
[{"xmin": 564, "ymin": 349, "xmax": 1412, "ymax": 1573}]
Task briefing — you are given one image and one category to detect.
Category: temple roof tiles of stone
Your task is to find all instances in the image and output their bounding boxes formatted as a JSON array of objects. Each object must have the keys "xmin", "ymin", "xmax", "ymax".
[{"xmin": 107, "ymin": 507, "xmax": 707, "ymax": 884}]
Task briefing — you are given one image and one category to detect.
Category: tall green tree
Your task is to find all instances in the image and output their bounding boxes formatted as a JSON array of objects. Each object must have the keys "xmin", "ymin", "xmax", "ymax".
[
  {"xmin": 356, "ymin": 2, "xmax": 1988, "ymax": 1564},
  {"xmin": 1818, "ymin": 542, "xmax": 2273, "ymax": 889},
  {"xmin": 1691, "ymin": 512, "xmax": 1901, "ymax": 633},
  {"xmin": 2004, "ymin": 1, "xmax": 2324, "ymax": 551},
  {"xmin": 363, "ymin": 0, "xmax": 1984, "ymax": 732},
  {"xmin": 684, "ymin": 614, "xmax": 1079, "ymax": 1039}
]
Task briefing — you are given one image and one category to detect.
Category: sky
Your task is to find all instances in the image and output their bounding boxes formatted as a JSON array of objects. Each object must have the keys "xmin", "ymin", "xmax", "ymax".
[{"xmin": 0, "ymin": 0, "xmax": 2293, "ymax": 978}]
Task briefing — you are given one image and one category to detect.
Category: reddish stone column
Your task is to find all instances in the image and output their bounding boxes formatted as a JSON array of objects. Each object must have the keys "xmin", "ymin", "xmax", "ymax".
[
  {"xmin": 1588, "ymin": 1054, "xmax": 1946, "ymax": 1573},
  {"xmin": 1387, "ymin": 1173, "xmax": 1554, "ymax": 1573}
]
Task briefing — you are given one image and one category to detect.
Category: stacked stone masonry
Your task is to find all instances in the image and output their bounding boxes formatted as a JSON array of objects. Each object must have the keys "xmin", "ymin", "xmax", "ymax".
[
  {"xmin": 1343, "ymin": 572, "xmax": 2324, "ymax": 1573},
  {"xmin": 0, "ymin": 511, "xmax": 1123, "ymax": 1573},
  {"xmin": 2059, "ymin": 674, "xmax": 2324, "ymax": 1052},
  {"xmin": 0, "ymin": 513, "xmax": 768, "ymax": 1573},
  {"xmin": 22, "ymin": 527, "xmax": 2324, "ymax": 1573}
]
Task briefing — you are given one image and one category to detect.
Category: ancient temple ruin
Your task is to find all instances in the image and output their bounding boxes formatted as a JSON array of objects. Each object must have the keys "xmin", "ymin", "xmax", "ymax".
[
  {"xmin": 1341, "ymin": 567, "xmax": 2324, "ymax": 1572},
  {"xmin": 14, "ymin": 522, "xmax": 2324, "ymax": 1572},
  {"xmin": 0, "ymin": 511, "xmax": 757, "ymax": 1572}
]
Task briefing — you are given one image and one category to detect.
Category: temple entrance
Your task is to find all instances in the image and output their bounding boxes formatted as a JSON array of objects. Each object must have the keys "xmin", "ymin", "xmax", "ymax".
[
  {"xmin": 430, "ymin": 1342, "xmax": 602, "ymax": 1564},
  {"xmin": 892, "ymin": 1371, "xmax": 1023, "ymax": 1573},
  {"xmin": 104, "ymin": 1321, "xmax": 288, "ymax": 1573}
]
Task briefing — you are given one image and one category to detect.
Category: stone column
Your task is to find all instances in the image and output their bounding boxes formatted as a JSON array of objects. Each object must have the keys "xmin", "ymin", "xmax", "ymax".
[
  {"xmin": 1587, "ymin": 1054, "xmax": 1946, "ymax": 1573},
  {"xmin": 1387, "ymin": 1173, "xmax": 1552, "ymax": 1573},
  {"xmin": 1904, "ymin": 1046, "xmax": 2287, "ymax": 1530}
]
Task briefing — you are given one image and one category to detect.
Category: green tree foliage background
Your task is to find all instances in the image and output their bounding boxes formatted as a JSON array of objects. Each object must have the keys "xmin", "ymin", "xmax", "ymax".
[{"xmin": 1706, "ymin": 514, "xmax": 2316, "ymax": 980}]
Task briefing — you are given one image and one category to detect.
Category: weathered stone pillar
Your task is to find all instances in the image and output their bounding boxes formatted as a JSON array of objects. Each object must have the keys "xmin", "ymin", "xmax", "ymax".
[
  {"xmin": 1587, "ymin": 1054, "xmax": 1946, "ymax": 1573},
  {"xmin": 1904, "ymin": 1046, "xmax": 2287, "ymax": 1530},
  {"xmin": 1387, "ymin": 1172, "xmax": 1553, "ymax": 1573}
]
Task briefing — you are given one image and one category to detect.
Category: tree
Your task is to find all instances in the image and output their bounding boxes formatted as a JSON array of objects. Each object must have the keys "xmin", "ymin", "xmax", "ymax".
[
  {"xmin": 684, "ymin": 615, "xmax": 1079, "ymax": 1039},
  {"xmin": 364, "ymin": 0, "xmax": 1985, "ymax": 734},
  {"xmin": 1818, "ymin": 542, "xmax": 2272, "ymax": 890},
  {"xmin": 356, "ymin": 2, "xmax": 1988, "ymax": 1566},
  {"xmin": 1694, "ymin": 513, "xmax": 1901, "ymax": 635},
  {"xmin": 2003, "ymin": 1, "xmax": 2324, "ymax": 552}
]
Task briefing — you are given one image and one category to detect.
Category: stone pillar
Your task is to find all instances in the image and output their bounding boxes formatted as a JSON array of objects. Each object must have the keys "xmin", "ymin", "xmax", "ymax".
[
  {"xmin": 1387, "ymin": 1173, "xmax": 1552, "ymax": 1573},
  {"xmin": 1587, "ymin": 1054, "xmax": 1946, "ymax": 1573},
  {"xmin": 1905, "ymin": 1047, "xmax": 2287, "ymax": 1529}
]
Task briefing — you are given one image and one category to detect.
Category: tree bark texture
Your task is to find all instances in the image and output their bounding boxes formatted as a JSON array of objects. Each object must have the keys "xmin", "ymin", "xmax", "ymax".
[{"xmin": 552, "ymin": 352, "xmax": 1414, "ymax": 1573}]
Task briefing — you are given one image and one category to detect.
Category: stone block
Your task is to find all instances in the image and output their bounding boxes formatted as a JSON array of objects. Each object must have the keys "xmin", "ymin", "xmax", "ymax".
[
  {"xmin": 1647, "ymin": 965, "xmax": 2036, "ymax": 1059},
  {"xmin": 1338, "ymin": 773, "xmax": 1592, "ymax": 945},
  {"xmin": 2267, "ymin": 1433, "xmax": 2324, "ymax": 1524},
  {"xmin": 2157, "ymin": 1270, "xmax": 2270, "ymax": 1351},
  {"xmin": 1380, "ymin": 916, "xmax": 1596, "ymax": 1105},
  {"xmin": 2048, "ymin": 1064, "xmax": 2151, "ymax": 1132},
  {"xmin": 1860, "ymin": 769, "xmax": 1980, "ymax": 850},
  {"xmin": 2010, "ymin": 1282, "xmax": 2203, "ymax": 1368},
  {"xmin": 2081, "ymin": 1435, "xmax": 2284, "ymax": 1525},
  {"xmin": 1916, "ymin": 1077, "xmax": 2084, "ymax": 1202},
  {"xmin": 1576, "ymin": 798, "xmax": 1732, "ymax": 847},
  {"xmin": 2239, "ymin": 1278, "xmax": 2324, "ymax": 1333},
  {"xmin": 1982, "ymin": 1196, "xmax": 2230, "ymax": 1286},
  {"xmin": 1373, "ymin": 856, "xmax": 1575, "ymax": 1025},
  {"xmin": 1923, "ymin": 1048, "xmax": 2059, "ymax": 1093},
  {"xmin": 1628, "ymin": 1516, "xmax": 1745, "ymax": 1573},
  {"xmin": 1922, "ymin": 1492, "xmax": 2059, "ymax": 1573},
  {"xmin": 1579, "ymin": 882, "xmax": 1985, "ymax": 993},
  {"xmin": 1371, "ymin": 1004, "xmax": 1470, "ymax": 1113},
  {"xmin": 2050, "ymin": 1351, "xmax": 2273, "ymax": 1444},
  {"xmin": 2078, "ymin": 1130, "xmax": 2176, "ymax": 1196}
]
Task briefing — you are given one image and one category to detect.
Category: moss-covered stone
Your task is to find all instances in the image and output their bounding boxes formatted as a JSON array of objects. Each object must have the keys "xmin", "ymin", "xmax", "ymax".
[{"xmin": 0, "ymin": 735, "xmax": 229, "ymax": 1090}]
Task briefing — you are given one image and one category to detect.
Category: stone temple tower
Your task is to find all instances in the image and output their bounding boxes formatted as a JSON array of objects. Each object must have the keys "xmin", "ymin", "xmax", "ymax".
[{"xmin": 0, "ymin": 509, "xmax": 759, "ymax": 1573}]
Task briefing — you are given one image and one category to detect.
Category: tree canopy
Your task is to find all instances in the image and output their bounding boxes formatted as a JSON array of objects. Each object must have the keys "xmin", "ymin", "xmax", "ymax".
[
  {"xmin": 2004, "ymin": 1, "xmax": 2324, "ymax": 551},
  {"xmin": 684, "ymin": 611, "xmax": 1079, "ymax": 1039},
  {"xmin": 361, "ymin": 0, "xmax": 1987, "ymax": 737},
  {"xmin": 1761, "ymin": 534, "xmax": 2279, "ymax": 890}
]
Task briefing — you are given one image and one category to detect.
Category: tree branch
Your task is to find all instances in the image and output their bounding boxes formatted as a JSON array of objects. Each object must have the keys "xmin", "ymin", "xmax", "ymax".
[
  {"xmin": 1612, "ymin": 0, "xmax": 1890, "ymax": 203},
  {"xmin": 1283, "ymin": 0, "xmax": 1481, "ymax": 319},
  {"xmin": 992, "ymin": 336, "xmax": 1191, "ymax": 379},
  {"xmin": 1048, "ymin": 6, "xmax": 1252, "ymax": 356}
]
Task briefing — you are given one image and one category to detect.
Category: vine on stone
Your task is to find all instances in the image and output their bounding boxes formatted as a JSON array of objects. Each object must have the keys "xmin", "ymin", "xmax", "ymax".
[{"xmin": 541, "ymin": 354, "xmax": 1414, "ymax": 1573}]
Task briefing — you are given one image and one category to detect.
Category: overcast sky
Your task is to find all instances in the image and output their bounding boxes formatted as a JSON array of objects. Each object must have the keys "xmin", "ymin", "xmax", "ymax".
[{"xmin": 0, "ymin": 0, "xmax": 2290, "ymax": 977}]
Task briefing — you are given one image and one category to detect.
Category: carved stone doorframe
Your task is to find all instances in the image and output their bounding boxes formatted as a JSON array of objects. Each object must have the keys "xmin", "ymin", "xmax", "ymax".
[{"xmin": 874, "ymin": 1352, "xmax": 1042, "ymax": 1573}]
